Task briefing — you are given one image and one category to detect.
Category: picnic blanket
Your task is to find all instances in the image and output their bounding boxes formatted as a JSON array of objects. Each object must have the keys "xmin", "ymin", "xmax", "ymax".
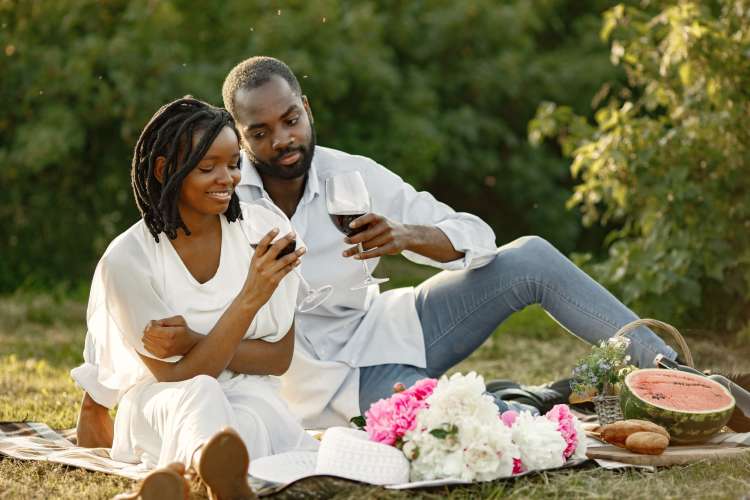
[
  {"xmin": 2, "ymin": 421, "xmax": 749, "ymax": 494},
  {"xmin": 0, "ymin": 422, "xmax": 281, "ymax": 494},
  {"xmin": 0, "ymin": 422, "xmax": 147, "ymax": 481},
  {"xmin": 0, "ymin": 422, "xmax": 586, "ymax": 493}
]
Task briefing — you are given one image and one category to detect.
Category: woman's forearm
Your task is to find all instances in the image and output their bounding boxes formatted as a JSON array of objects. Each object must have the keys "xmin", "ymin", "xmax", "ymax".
[
  {"xmin": 140, "ymin": 294, "xmax": 262, "ymax": 382},
  {"xmin": 227, "ymin": 324, "xmax": 295, "ymax": 376}
]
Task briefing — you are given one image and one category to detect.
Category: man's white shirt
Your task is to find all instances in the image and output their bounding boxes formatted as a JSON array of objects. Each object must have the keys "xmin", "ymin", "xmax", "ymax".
[{"xmin": 72, "ymin": 145, "xmax": 498, "ymax": 428}]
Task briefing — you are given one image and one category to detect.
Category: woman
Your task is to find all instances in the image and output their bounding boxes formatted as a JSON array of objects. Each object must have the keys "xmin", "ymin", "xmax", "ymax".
[{"xmin": 88, "ymin": 97, "xmax": 318, "ymax": 499}]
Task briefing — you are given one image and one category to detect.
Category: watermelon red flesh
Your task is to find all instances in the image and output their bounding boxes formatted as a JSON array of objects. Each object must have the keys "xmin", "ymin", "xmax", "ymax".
[{"xmin": 620, "ymin": 369, "xmax": 735, "ymax": 444}]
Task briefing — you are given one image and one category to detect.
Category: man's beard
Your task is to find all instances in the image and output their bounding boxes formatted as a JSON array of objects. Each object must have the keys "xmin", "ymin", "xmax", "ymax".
[{"xmin": 248, "ymin": 126, "xmax": 316, "ymax": 180}]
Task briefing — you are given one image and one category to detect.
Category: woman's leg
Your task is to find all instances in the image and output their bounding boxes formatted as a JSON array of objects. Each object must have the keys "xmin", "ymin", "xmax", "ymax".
[
  {"xmin": 131, "ymin": 375, "xmax": 239, "ymax": 468},
  {"xmin": 222, "ymin": 376, "xmax": 319, "ymax": 457}
]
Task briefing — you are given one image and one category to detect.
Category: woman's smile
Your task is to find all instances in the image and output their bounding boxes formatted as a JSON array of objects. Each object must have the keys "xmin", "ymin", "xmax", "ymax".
[{"xmin": 206, "ymin": 188, "xmax": 233, "ymax": 201}]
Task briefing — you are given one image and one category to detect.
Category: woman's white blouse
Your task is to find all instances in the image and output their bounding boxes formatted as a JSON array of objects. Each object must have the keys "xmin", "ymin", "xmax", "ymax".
[{"xmin": 86, "ymin": 201, "xmax": 299, "ymax": 396}]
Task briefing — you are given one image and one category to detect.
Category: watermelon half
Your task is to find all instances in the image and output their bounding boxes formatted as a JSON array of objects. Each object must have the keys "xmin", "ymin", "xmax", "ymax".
[{"xmin": 620, "ymin": 369, "xmax": 735, "ymax": 444}]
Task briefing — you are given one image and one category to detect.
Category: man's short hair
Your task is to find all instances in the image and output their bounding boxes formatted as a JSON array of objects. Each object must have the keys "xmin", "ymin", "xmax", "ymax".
[{"xmin": 222, "ymin": 56, "xmax": 302, "ymax": 118}]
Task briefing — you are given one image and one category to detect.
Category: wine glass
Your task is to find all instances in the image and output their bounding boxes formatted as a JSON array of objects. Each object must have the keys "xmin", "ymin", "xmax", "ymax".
[
  {"xmin": 325, "ymin": 171, "xmax": 389, "ymax": 290},
  {"xmin": 244, "ymin": 211, "xmax": 332, "ymax": 313}
]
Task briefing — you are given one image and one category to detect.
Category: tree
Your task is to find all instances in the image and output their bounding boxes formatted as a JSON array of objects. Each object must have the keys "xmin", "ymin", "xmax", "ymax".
[{"xmin": 530, "ymin": 0, "xmax": 750, "ymax": 330}]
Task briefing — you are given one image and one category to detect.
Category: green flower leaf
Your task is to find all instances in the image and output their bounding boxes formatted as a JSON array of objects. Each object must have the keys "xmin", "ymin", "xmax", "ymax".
[{"xmin": 350, "ymin": 415, "xmax": 366, "ymax": 429}]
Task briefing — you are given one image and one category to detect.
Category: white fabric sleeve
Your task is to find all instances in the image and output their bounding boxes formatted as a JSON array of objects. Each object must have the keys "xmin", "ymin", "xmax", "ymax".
[
  {"xmin": 362, "ymin": 159, "xmax": 498, "ymax": 270},
  {"xmin": 69, "ymin": 329, "xmax": 122, "ymax": 409},
  {"xmin": 86, "ymin": 243, "xmax": 180, "ymax": 395},
  {"xmin": 97, "ymin": 250, "xmax": 181, "ymax": 362}
]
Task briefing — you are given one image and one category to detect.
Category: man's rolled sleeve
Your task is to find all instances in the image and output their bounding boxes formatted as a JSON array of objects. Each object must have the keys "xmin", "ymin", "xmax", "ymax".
[
  {"xmin": 364, "ymin": 158, "xmax": 498, "ymax": 271},
  {"xmin": 403, "ymin": 217, "xmax": 497, "ymax": 271}
]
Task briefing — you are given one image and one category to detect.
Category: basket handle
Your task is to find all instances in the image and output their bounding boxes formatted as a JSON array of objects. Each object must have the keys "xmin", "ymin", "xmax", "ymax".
[{"xmin": 613, "ymin": 318, "xmax": 694, "ymax": 368}]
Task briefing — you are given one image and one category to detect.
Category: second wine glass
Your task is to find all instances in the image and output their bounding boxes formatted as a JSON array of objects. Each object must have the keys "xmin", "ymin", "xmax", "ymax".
[{"xmin": 325, "ymin": 171, "xmax": 389, "ymax": 290}]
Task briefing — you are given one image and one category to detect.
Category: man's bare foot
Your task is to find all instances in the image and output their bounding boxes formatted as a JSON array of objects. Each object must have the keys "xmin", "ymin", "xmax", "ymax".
[
  {"xmin": 113, "ymin": 462, "xmax": 189, "ymax": 500},
  {"xmin": 76, "ymin": 392, "xmax": 114, "ymax": 448},
  {"xmin": 194, "ymin": 428, "xmax": 256, "ymax": 500}
]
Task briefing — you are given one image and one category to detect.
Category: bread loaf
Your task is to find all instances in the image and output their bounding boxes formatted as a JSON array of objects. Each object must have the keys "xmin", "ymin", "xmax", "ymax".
[{"xmin": 624, "ymin": 431, "xmax": 669, "ymax": 455}]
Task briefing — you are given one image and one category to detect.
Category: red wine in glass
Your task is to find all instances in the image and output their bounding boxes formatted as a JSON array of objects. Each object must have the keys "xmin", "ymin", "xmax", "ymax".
[
  {"xmin": 329, "ymin": 213, "xmax": 367, "ymax": 237},
  {"xmin": 324, "ymin": 171, "xmax": 389, "ymax": 290},
  {"xmin": 244, "ymin": 216, "xmax": 332, "ymax": 312},
  {"xmin": 250, "ymin": 240, "xmax": 297, "ymax": 259}
]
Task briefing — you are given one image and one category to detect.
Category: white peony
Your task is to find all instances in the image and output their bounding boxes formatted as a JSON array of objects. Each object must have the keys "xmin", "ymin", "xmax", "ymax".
[
  {"xmin": 404, "ymin": 372, "xmax": 519, "ymax": 482},
  {"xmin": 421, "ymin": 372, "xmax": 499, "ymax": 422},
  {"xmin": 511, "ymin": 412, "xmax": 567, "ymax": 471}
]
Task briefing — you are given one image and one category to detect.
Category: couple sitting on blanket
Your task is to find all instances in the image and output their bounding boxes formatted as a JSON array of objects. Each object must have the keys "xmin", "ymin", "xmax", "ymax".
[{"xmin": 74, "ymin": 56, "xmax": 689, "ymax": 499}]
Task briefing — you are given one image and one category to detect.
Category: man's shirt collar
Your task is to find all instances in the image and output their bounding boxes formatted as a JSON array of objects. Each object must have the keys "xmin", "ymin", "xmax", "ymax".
[{"xmin": 239, "ymin": 149, "xmax": 321, "ymax": 203}]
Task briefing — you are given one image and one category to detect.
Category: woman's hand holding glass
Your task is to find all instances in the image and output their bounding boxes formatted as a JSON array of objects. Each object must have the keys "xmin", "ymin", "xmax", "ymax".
[
  {"xmin": 242, "ymin": 228, "xmax": 303, "ymax": 310},
  {"xmin": 244, "ymin": 210, "xmax": 332, "ymax": 312}
]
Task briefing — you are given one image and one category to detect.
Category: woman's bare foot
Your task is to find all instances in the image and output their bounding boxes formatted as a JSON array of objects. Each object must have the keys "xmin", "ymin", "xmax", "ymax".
[
  {"xmin": 76, "ymin": 392, "xmax": 114, "ymax": 448},
  {"xmin": 194, "ymin": 428, "xmax": 256, "ymax": 500},
  {"xmin": 113, "ymin": 462, "xmax": 189, "ymax": 500}
]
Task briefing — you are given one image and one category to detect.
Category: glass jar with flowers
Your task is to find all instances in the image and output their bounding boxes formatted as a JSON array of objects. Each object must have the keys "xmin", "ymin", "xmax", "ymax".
[{"xmin": 570, "ymin": 336, "xmax": 636, "ymax": 424}]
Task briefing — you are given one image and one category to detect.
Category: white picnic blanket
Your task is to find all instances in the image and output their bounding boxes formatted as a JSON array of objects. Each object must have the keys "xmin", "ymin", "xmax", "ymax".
[
  {"xmin": 0, "ymin": 424, "xmax": 147, "ymax": 480},
  {"xmin": 0, "ymin": 423, "xmax": 588, "ymax": 491},
  {"xmin": 2, "ymin": 423, "xmax": 749, "ymax": 491}
]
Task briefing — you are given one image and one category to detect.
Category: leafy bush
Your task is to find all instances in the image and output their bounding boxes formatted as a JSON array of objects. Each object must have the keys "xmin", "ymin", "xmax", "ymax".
[{"xmin": 530, "ymin": 0, "xmax": 750, "ymax": 330}]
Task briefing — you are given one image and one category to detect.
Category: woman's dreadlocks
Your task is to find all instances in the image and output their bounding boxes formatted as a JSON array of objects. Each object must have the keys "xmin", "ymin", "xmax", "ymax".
[{"xmin": 131, "ymin": 96, "xmax": 242, "ymax": 242}]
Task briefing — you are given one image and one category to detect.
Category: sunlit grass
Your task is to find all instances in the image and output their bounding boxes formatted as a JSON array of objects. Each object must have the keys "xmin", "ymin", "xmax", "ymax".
[{"xmin": 2, "ymin": 262, "xmax": 750, "ymax": 499}]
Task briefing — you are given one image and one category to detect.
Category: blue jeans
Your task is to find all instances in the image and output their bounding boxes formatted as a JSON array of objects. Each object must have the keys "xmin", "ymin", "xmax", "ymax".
[{"xmin": 359, "ymin": 236, "xmax": 678, "ymax": 413}]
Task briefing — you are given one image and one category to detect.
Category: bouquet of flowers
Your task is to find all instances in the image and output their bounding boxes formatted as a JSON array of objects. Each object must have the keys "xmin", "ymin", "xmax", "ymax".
[
  {"xmin": 362, "ymin": 372, "xmax": 587, "ymax": 482},
  {"xmin": 570, "ymin": 336, "xmax": 635, "ymax": 399}
]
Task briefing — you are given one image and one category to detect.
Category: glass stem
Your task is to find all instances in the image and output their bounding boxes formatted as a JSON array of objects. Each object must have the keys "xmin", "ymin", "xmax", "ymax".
[
  {"xmin": 358, "ymin": 242, "xmax": 372, "ymax": 278},
  {"xmin": 294, "ymin": 268, "xmax": 311, "ymax": 294}
]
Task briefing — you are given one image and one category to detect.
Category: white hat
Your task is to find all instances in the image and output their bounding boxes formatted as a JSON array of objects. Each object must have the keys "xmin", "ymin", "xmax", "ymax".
[{"xmin": 250, "ymin": 427, "xmax": 410, "ymax": 486}]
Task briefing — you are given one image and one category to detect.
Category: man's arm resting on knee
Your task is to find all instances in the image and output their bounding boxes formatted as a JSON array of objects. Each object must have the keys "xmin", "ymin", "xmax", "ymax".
[{"xmin": 76, "ymin": 392, "xmax": 114, "ymax": 448}]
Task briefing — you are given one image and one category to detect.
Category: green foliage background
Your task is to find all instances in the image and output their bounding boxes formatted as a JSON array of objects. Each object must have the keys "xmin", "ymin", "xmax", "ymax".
[
  {"xmin": 531, "ymin": 0, "xmax": 750, "ymax": 330},
  {"xmin": 0, "ymin": 0, "xmax": 618, "ymax": 291},
  {"xmin": 2, "ymin": 0, "xmax": 747, "ymax": 331}
]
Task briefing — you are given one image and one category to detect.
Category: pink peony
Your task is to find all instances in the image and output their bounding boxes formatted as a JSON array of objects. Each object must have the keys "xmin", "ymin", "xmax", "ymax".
[
  {"xmin": 402, "ymin": 378, "xmax": 437, "ymax": 401},
  {"xmin": 512, "ymin": 457, "xmax": 524, "ymax": 475},
  {"xmin": 545, "ymin": 404, "xmax": 578, "ymax": 459},
  {"xmin": 365, "ymin": 391, "xmax": 426, "ymax": 446},
  {"xmin": 500, "ymin": 410, "xmax": 519, "ymax": 428}
]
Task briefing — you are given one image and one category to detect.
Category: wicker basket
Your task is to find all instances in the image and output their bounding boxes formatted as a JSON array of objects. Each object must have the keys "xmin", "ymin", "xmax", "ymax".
[{"xmin": 594, "ymin": 318, "xmax": 694, "ymax": 425}]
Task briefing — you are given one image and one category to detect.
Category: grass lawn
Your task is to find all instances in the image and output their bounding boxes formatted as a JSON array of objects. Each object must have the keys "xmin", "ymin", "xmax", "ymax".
[{"xmin": 1, "ymin": 256, "xmax": 750, "ymax": 499}]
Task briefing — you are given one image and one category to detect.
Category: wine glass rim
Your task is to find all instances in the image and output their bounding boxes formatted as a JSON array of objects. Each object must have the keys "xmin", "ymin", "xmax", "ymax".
[{"xmin": 325, "ymin": 172, "xmax": 370, "ymax": 213}]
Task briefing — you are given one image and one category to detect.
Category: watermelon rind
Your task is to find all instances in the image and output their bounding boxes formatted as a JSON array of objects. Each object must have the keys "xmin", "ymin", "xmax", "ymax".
[{"xmin": 620, "ymin": 368, "xmax": 735, "ymax": 444}]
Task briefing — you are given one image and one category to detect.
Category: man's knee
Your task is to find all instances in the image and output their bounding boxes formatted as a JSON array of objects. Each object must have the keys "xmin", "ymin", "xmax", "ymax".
[
  {"xmin": 512, "ymin": 235, "xmax": 556, "ymax": 255},
  {"xmin": 491, "ymin": 235, "xmax": 559, "ymax": 272}
]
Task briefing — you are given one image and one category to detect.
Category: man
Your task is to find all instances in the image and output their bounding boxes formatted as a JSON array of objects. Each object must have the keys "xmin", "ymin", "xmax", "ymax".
[
  {"xmin": 218, "ymin": 56, "xmax": 685, "ymax": 428},
  {"xmin": 72, "ymin": 56, "xmax": 687, "ymax": 444}
]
